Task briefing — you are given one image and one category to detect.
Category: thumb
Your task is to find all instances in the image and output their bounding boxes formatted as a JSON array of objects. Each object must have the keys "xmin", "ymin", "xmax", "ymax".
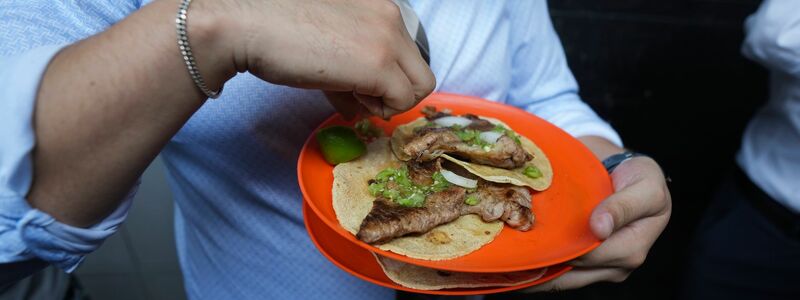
[{"xmin": 589, "ymin": 179, "xmax": 664, "ymax": 240}]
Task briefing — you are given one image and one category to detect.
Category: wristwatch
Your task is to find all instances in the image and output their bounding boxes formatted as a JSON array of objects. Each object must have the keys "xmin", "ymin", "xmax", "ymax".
[{"xmin": 602, "ymin": 151, "xmax": 647, "ymax": 173}]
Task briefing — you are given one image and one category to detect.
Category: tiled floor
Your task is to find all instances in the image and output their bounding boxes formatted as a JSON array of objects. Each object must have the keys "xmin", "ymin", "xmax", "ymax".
[{"xmin": 75, "ymin": 158, "xmax": 187, "ymax": 300}]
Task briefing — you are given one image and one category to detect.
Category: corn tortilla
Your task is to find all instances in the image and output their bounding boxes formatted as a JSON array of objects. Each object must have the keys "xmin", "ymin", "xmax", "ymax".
[
  {"xmin": 374, "ymin": 254, "xmax": 548, "ymax": 290},
  {"xmin": 332, "ymin": 138, "xmax": 503, "ymax": 260}
]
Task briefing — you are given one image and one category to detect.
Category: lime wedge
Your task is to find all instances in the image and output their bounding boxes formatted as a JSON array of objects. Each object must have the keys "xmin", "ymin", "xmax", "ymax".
[{"xmin": 316, "ymin": 126, "xmax": 366, "ymax": 165}]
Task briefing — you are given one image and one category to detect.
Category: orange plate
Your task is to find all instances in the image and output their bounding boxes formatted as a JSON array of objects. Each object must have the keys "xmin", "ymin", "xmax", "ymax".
[
  {"xmin": 303, "ymin": 202, "xmax": 571, "ymax": 295},
  {"xmin": 298, "ymin": 93, "xmax": 613, "ymax": 273}
]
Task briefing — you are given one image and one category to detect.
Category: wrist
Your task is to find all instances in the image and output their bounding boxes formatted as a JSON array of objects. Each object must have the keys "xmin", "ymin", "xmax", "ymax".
[
  {"xmin": 609, "ymin": 155, "xmax": 666, "ymax": 191},
  {"xmin": 602, "ymin": 151, "xmax": 650, "ymax": 173},
  {"xmin": 176, "ymin": 0, "xmax": 238, "ymax": 94},
  {"xmin": 577, "ymin": 136, "xmax": 625, "ymax": 161}
]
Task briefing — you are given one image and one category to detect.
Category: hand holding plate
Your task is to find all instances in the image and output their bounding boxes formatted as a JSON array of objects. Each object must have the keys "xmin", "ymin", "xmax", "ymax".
[{"xmin": 524, "ymin": 154, "xmax": 671, "ymax": 291}]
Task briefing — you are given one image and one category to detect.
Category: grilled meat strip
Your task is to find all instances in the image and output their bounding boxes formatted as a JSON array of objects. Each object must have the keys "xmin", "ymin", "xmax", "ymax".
[
  {"xmin": 357, "ymin": 187, "xmax": 467, "ymax": 244},
  {"xmin": 404, "ymin": 127, "xmax": 532, "ymax": 169},
  {"xmin": 421, "ymin": 105, "xmax": 451, "ymax": 120},
  {"xmin": 356, "ymin": 159, "xmax": 534, "ymax": 244},
  {"xmin": 421, "ymin": 106, "xmax": 495, "ymax": 131},
  {"xmin": 406, "ymin": 106, "xmax": 532, "ymax": 169},
  {"xmin": 462, "ymin": 182, "xmax": 533, "ymax": 231},
  {"xmin": 407, "ymin": 159, "xmax": 439, "ymax": 186},
  {"xmin": 462, "ymin": 113, "xmax": 496, "ymax": 131}
]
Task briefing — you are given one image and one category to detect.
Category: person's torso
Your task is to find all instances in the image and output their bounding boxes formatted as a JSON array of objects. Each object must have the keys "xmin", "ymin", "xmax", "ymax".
[{"xmin": 160, "ymin": 1, "xmax": 529, "ymax": 298}]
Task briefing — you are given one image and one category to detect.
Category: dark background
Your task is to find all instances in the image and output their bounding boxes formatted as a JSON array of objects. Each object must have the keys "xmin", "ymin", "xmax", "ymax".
[{"xmin": 503, "ymin": 0, "xmax": 767, "ymax": 299}]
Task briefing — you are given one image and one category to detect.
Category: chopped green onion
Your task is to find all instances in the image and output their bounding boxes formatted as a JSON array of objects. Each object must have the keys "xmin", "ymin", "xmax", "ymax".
[
  {"xmin": 523, "ymin": 166, "xmax": 543, "ymax": 179},
  {"xmin": 491, "ymin": 124, "xmax": 507, "ymax": 133},
  {"xmin": 394, "ymin": 167, "xmax": 413, "ymax": 188},
  {"xmin": 375, "ymin": 168, "xmax": 395, "ymax": 182},
  {"xmin": 453, "ymin": 129, "xmax": 473, "ymax": 141},
  {"xmin": 453, "ymin": 128, "xmax": 491, "ymax": 148},
  {"xmin": 492, "ymin": 124, "xmax": 522, "ymax": 145},
  {"xmin": 465, "ymin": 195, "xmax": 480, "ymax": 206},
  {"xmin": 368, "ymin": 182, "xmax": 385, "ymax": 196},
  {"xmin": 382, "ymin": 189, "xmax": 401, "ymax": 200},
  {"xmin": 397, "ymin": 192, "xmax": 426, "ymax": 207},
  {"xmin": 429, "ymin": 172, "xmax": 451, "ymax": 193},
  {"xmin": 368, "ymin": 167, "xmax": 451, "ymax": 207}
]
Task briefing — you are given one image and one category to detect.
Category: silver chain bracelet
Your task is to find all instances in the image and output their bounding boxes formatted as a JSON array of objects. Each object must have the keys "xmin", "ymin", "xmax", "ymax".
[{"xmin": 176, "ymin": 0, "xmax": 222, "ymax": 99}]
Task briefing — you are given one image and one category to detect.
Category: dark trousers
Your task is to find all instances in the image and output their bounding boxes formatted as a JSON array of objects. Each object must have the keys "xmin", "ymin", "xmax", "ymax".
[
  {"xmin": 0, "ymin": 266, "xmax": 88, "ymax": 300},
  {"xmin": 681, "ymin": 169, "xmax": 800, "ymax": 299}
]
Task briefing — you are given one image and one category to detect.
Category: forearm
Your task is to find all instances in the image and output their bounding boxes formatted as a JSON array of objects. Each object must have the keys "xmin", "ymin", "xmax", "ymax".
[
  {"xmin": 25, "ymin": 0, "xmax": 434, "ymax": 228},
  {"xmin": 27, "ymin": 0, "xmax": 235, "ymax": 227}
]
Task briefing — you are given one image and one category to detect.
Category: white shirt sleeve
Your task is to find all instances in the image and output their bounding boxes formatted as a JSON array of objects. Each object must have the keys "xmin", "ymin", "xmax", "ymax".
[
  {"xmin": 505, "ymin": 1, "xmax": 623, "ymax": 147},
  {"xmin": 741, "ymin": 0, "xmax": 800, "ymax": 78}
]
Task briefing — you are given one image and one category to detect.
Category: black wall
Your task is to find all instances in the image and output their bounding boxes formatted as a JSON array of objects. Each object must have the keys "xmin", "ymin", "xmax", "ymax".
[{"xmin": 496, "ymin": 0, "xmax": 767, "ymax": 299}]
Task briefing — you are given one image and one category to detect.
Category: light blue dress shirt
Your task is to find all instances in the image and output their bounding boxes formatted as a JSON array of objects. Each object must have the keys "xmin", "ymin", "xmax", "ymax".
[{"xmin": 0, "ymin": 0, "xmax": 621, "ymax": 298}]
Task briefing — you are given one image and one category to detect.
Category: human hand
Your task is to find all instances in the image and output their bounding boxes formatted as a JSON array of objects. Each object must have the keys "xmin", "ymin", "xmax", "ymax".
[
  {"xmin": 196, "ymin": 0, "xmax": 434, "ymax": 118},
  {"xmin": 524, "ymin": 155, "xmax": 671, "ymax": 292}
]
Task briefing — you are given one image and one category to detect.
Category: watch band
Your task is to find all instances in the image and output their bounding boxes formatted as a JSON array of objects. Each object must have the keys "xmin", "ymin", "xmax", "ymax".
[{"xmin": 602, "ymin": 151, "xmax": 647, "ymax": 173}]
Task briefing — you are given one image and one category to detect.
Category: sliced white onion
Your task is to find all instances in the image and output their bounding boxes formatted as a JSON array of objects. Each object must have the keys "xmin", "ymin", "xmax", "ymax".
[
  {"xmin": 479, "ymin": 131, "xmax": 503, "ymax": 144},
  {"xmin": 434, "ymin": 116, "xmax": 473, "ymax": 128},
  {"xmin": 440, "ymin": 169, "xmax": 478, "ymax": 189}
]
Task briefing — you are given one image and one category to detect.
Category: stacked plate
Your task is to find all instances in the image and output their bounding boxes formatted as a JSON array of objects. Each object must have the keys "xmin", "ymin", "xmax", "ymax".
[{"xmin": 297, "ymin": 93, "xmax": 613, "ymax": 295}]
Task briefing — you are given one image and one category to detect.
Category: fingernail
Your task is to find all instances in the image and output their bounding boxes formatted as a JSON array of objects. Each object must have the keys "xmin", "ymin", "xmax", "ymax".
[{"xmin": 591, "ymin": 212, "xmax": 614, "ymax": 240}]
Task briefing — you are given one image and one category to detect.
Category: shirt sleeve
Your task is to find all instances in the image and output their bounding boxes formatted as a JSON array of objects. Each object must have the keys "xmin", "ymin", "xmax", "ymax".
[
  {"xmin": 741, "ymin": 0, "xmax": 800, "ymax": 77},
  {"xmin": 504, "ymin": 1, "xmax": 623, "ymax": 147},
  {"xmin": 0, "ymin": 0, "xmax": 141, "ymax": 275}
]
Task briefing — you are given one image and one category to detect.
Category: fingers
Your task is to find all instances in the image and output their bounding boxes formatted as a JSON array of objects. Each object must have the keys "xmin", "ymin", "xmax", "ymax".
[
  {"xmin": 521, "ymin": 159, "xmax": 671, "ymax": 294},
  {"xmin": 324, "ymin": 92, "xmax": 361, "ymax": 120},
  {"xmin": 570, "ymin": 217, "xmax": 666, "ymax": 269},
  {"xmin": 383, "ymin": 0, "xmax": 435, "ymax": 107},
  {"xmin": 522, "ymin": 267, "xmax": 631, "ymax": 293},
  {"xmin": 394, "ymin": 26, "xmax": 436, "ymax": 104},
  {"xmin": 353, "ymin": 93, "xmax": 383, "ymax": 119},
  {"xmin": 590, "ymin": 158, "xmax": 670, "ymax": 239},
  {"xmin": 354, "ymin": 62, "xmax": 415, "ymax": 118},
  {"xmin": 357, "ymin": 8, "xmax": 433, "ymax": 118},
  {"xmin": 323, "ymin": 43, "xmax": 427, "ymax": 119}
]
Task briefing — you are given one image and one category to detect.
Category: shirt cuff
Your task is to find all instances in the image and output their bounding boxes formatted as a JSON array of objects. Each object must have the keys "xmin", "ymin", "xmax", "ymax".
[
  {"xmin": 0, "ymin": 44, "xmax": 135, "ymax": 273},
  {"xmin": 2, "ymin": 187, "xmax": 135, "ymax": 273}
]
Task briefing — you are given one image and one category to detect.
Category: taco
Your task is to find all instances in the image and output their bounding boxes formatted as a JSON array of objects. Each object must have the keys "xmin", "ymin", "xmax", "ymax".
[
  {"xmin": 333, "ymin": 138, "xmax": 534, "ymax": 260},
  {"xmin": 374, "ymin": 254, "xmax": 548, "ymax": 290},
  {"xmin": 391, "ymin": 106, "xmax": 553, "ymax": 191}
]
